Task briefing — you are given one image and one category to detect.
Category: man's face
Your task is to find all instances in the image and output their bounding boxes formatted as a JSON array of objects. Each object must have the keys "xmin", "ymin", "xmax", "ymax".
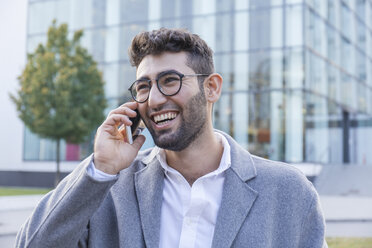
[{"xmin": 136, "ymin": 52, "xmax": 208, "ymax": 151}]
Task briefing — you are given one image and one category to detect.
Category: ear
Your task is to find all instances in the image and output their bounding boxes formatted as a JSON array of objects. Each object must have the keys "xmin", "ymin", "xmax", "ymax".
[{"xmin": 204, "ymin": 73, "xmax": 223, "ymax": 103}]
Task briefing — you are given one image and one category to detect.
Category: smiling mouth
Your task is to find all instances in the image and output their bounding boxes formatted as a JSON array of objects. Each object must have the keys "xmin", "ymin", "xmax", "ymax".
[{"xmin": 153, "ymin": 112, "xmax": 178, "ymax": 125}]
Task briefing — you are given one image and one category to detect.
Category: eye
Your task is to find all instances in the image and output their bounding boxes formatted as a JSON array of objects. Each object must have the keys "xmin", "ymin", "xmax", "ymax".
[
  {"xmin": 164, "ymin": 76, "xmax": 179, "ymax": 83},
  {"xmin": 160, "ymin": 74, "xmax": 180, "ymax": 85},
  {"xmin": 135, "ymin": 81, "xmax": 150, "ymax": 92}
]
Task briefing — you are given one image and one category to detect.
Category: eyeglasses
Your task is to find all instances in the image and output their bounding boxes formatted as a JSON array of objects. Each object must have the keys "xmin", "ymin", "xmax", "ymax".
[{"xmin": 128, "ymin": 70, "xmax": 209, "ymax": 103}]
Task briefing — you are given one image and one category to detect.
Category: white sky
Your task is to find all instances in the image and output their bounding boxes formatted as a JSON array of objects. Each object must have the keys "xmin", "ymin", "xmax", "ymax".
[
  {"xmin": 0, "ymin": 0, "xmax": 27, "ymax": 100},
  {"xmin": 0, "ymin": 0, "xmax": 28, "ymax": 169}
]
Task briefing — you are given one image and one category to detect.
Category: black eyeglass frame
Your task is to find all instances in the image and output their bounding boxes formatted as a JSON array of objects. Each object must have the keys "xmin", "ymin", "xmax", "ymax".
[{"xmin": 128, "ymin": 70, "xmax": 210, "ymax": 103}]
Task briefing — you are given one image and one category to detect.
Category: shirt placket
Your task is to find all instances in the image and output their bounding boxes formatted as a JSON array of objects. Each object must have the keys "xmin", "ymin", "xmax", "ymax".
[{"xmin": 179, "ymin": 179, "xmax": 206, "ymax": 248}]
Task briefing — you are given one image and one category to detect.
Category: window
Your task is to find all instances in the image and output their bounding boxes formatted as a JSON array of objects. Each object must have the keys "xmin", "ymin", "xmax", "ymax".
[
  {"xmin": 249, "ymin": 7, "xmax": 283, "ymax": 49},
  {"xmin": 356, "ymin": 0, "xmax": 366, "ymax": 22},
  {"xmin": 306, "ymin": 52, "xmax": 327, "ymax": 95},
  {"xmin": 341, "ymin": 37, "xmax": 354, "ymax": 75},
  {"xmin": 106, "ymin": 0, "xmax": 120, "ymax": 25},
  {"xmin": 340, "ymin": 73, "xmax": 356, "ymax": 109},
  {"xmin": 306, "ymin": 10, "xmax": 326, "ymax": 56},
  {"xmin": 23, "ymin": 128, "xmax": 89, "ymax": 161},
  {"xmin": 233, "ymin": 93, "xmax": 249, "ymax": 149},
  {"xmin": 285, "ymin": 48, "xmax": 304, "ymax": 89},
  {"xmin": 234, "ymin": 11, "xmax": 249, "ymax": 51},
  {"xmin": 28, "ymin": 1, "xmax": 69, "ymax": 34},
  {"xmin": 357, "ymin": 83, "xmax": 367, "ymax": 112},
  {"xmin": 355, "ymin": 49, "xmax": 367, "ymax": 82},
  {"xmin": 105, "ymin": 27, "xmax": 120, "ymax": 62},
  {"xmin": 327, "ymin": 64, "xmax": 340, "ymax": 103},
  {"xmin": 327, "ymin": 0, "xmax": 337, "ymax": 28},
  {"xmin": 341, "ymin": 3, "xmax": 353, "ymax": 41},
  {"xmin": 234, "ymin": 53, "xmax": 249, "ymax": 90},
  {"xmin": 249, "ymin": 51, "xmax": 271, "ymax": 90},
  {"xmin": 356, "ymin": 20, "xmax": 366, "ymax": 51},
  {"xmin": 120, "ymin": 0, "xmax": 148, "ymax": 23},
  {"xmin": 327, "ymin": 25, "xmax": 338, "ymax": 63}
]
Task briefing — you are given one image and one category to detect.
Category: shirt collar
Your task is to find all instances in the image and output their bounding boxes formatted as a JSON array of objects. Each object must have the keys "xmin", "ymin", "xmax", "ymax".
[{"xmin": 141, "ymin": 132, "xmax": 231, "ymax": 177}]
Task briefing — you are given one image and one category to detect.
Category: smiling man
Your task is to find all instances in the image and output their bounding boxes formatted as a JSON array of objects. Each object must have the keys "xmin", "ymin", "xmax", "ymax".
[{"xmin": 16, "ymin": 28, "xmax": 327, "ymax": 248}]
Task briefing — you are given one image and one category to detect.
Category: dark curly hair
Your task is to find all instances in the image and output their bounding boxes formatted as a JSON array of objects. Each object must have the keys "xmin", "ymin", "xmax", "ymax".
[{"xmin": 128, "ymin": 28, "xmax": 214, "ymax": 77}]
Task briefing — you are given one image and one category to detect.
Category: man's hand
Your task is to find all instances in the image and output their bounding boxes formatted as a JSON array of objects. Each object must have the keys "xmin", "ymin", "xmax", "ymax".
[{"xmin": 93, "ymin": 102, "xmax": 146, "ymax": 175}]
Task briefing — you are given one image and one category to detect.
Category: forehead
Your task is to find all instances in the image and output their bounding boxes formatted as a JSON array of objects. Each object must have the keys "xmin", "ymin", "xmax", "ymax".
[{"xmin": 136, "ymin": 52, "xmax": 194, "ymax": 78}]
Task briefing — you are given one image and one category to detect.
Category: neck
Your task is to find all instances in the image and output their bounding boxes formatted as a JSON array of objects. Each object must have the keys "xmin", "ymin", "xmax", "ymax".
[{"xmin": 164, "ymin": 127, "xmax": 223, "ymax": 185}]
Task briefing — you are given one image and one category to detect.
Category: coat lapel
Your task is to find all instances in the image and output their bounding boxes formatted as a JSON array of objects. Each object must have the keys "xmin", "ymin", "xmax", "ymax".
[
  {"xmin": 134, "ymin": 158, "xmax": 164, "ymax": 248},
  {"xmin": 133, "ymin": 131, "xmax": 258, "ymax": 247},
  {"xmin": 212, "ymin": 131, "xmax": 259, "ymax": 248},
  {"xmin": 211, "ymin": 169, "xmax": 258, "ymax": 248}
]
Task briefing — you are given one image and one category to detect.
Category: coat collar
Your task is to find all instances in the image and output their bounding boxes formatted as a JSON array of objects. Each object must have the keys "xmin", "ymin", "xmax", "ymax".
[
  {"xmin": 140, "ymin": 130, "xmax": 257, "ymax": 181},
  {"xmin": 214, "ymin": 129, "xmax": 257, "ymax": 181},
  {"xmin": 136, "ymin": 129, "xmax": 258, "ymax": 248}
]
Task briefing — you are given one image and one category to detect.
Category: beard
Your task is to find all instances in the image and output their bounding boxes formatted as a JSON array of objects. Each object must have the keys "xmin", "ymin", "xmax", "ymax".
[{"xmin": 145, "ymin": 90, "xmax": 207, "ymax": 151}]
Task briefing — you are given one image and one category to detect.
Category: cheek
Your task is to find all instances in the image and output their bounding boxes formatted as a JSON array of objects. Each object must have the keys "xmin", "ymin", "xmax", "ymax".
[
  {"xmin": 176, "ymin": 88, "xmax": 201, "ymax": 105},
  {"xmin": 137, "ymin": 105, "xmax": 147, "ymax": 119},
  {"xmin": 181, "ymin": 84, "xmax": 200, "ymax": 96}
]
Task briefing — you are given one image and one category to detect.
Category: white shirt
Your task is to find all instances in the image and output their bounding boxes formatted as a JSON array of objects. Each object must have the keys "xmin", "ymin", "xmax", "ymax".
[{"xmin": 89, "ymin": 132, "xmax": 231, "ymax": 248}]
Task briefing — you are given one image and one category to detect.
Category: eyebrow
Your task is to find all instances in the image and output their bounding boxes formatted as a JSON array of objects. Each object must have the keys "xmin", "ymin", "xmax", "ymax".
[{"xmin": 137, "ymin": 69, "xmax": 181, "ymax": 81}]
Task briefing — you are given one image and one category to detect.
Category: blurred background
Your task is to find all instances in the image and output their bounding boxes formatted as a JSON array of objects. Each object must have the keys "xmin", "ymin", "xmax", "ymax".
[{"xmin": 0, "ymin": 0, "xmax": 372, "ymax": 246}]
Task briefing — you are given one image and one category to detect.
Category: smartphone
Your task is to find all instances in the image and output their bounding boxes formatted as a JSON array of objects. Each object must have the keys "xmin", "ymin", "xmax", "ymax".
[
  {"xmin": 130, "ymin": 109, "xmax": 141, "ymax": 134},
  {"xmin": 125, "ymin": 109, "xmax": 144, "ymax": 144}
]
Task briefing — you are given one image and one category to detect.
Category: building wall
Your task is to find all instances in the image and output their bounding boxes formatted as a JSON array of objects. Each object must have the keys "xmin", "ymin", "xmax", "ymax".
[
  {"xmin": 303, "ymin": 0, "xmax": 372, "ymax": 164},
  {"xmin": 1, "ymin": 0, "xmax": 372, "ymax": 178}
]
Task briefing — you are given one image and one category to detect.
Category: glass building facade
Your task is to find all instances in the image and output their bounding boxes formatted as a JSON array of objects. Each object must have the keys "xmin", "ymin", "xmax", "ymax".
[{"xmin": 25, "ymin": 0, "xmax": 372, "ymax": 165}]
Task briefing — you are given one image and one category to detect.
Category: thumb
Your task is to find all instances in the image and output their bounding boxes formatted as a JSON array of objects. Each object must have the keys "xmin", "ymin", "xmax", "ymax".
[{"xmin": 131, "ymin": 134, "xmax": 146, "ymax": 151}]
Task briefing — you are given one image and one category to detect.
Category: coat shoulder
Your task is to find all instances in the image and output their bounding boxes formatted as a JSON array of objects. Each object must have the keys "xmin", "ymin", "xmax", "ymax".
[
  {"xmin": 252, "ymin": 155, "xmax": 306, "ymax": 180},
  {"xmin": 250, "ymin": 155, "xmax": 316, "ymax": 196}
]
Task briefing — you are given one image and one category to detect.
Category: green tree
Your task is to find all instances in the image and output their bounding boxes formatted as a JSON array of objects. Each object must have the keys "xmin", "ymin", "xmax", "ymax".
[{"xmin": 10, "ymin": 21, "xmax": 107, "ymax": 185}]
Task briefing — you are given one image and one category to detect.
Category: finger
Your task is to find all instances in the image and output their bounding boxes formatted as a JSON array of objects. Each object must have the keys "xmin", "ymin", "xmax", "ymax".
[
  {"xmin": 115, "ymin": 102, "xmax": 138, "ymax": 116},
  {"xmin": 118, "ymin": 101, "xmax": 137, "ymax": 109},
  {"xmin": 131, "ymin": 134, "xmax": 146, "ymax": 151},
  {"xmin": 106, "ymin": 114, "xmax": 132, "ymax": 126},
  {"xmin": 101, "ymin": 114, "xmax": 132, "ymax": 138},
  {"xmin": 118, "ymin": 125, "xmax": 129, "ymax": 143},
  {"xmin": 108, "ymin": 106, "xmax": 137, "ymax": 119}
]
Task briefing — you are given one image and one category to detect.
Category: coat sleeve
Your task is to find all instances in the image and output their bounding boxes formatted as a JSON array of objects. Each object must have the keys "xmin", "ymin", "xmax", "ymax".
[
  {"xmin": 15, "ymin": 155, "xmax": 118, "ymax": 248},
  {"xmin": 298, "ymin": 189, "xmax": 328, "ymax": 248}
]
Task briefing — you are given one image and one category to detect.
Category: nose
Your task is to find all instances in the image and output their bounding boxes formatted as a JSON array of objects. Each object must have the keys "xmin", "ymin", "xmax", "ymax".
[{"xmin": 147, "ymin": 81, "xmax": 167, "ymax": 108}]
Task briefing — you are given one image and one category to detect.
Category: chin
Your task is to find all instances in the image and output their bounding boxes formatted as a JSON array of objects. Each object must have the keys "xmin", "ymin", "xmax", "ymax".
[{"xmin": 153, "ymin": 134, "xmax": 183, "ymax": 151}]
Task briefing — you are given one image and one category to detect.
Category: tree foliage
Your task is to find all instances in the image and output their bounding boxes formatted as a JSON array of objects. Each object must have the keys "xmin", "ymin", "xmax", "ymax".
[
  {"xmin": 11, "ymin": 21, "xmax": 106, "ymax": 185},
  {"xmin": 11, "ymin": 20, "xmax": 106, "ymax": 144}
]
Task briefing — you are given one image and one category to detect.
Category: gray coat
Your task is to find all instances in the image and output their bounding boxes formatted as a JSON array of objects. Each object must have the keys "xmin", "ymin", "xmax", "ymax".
[{"xmin": 16, "ymin": 131, "xmax": 327, "ymax": 248}]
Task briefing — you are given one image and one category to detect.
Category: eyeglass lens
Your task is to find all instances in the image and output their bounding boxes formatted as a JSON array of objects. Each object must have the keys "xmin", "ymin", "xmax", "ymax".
[{"xmin": 131, "ymin": 72, "xmax": 182, "ymax": 102}]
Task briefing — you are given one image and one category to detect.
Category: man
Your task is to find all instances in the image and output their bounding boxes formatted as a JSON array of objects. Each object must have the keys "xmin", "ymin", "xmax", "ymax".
[{"xmin": 16, "ymin": 28, "xmax": 327, "ymax": 248}]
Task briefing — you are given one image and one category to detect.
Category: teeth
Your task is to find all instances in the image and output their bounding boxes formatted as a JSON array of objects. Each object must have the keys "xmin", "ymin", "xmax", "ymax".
[{"xmin": 154, "ymin": 112, "xmax": 177, "ymax": 123}]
